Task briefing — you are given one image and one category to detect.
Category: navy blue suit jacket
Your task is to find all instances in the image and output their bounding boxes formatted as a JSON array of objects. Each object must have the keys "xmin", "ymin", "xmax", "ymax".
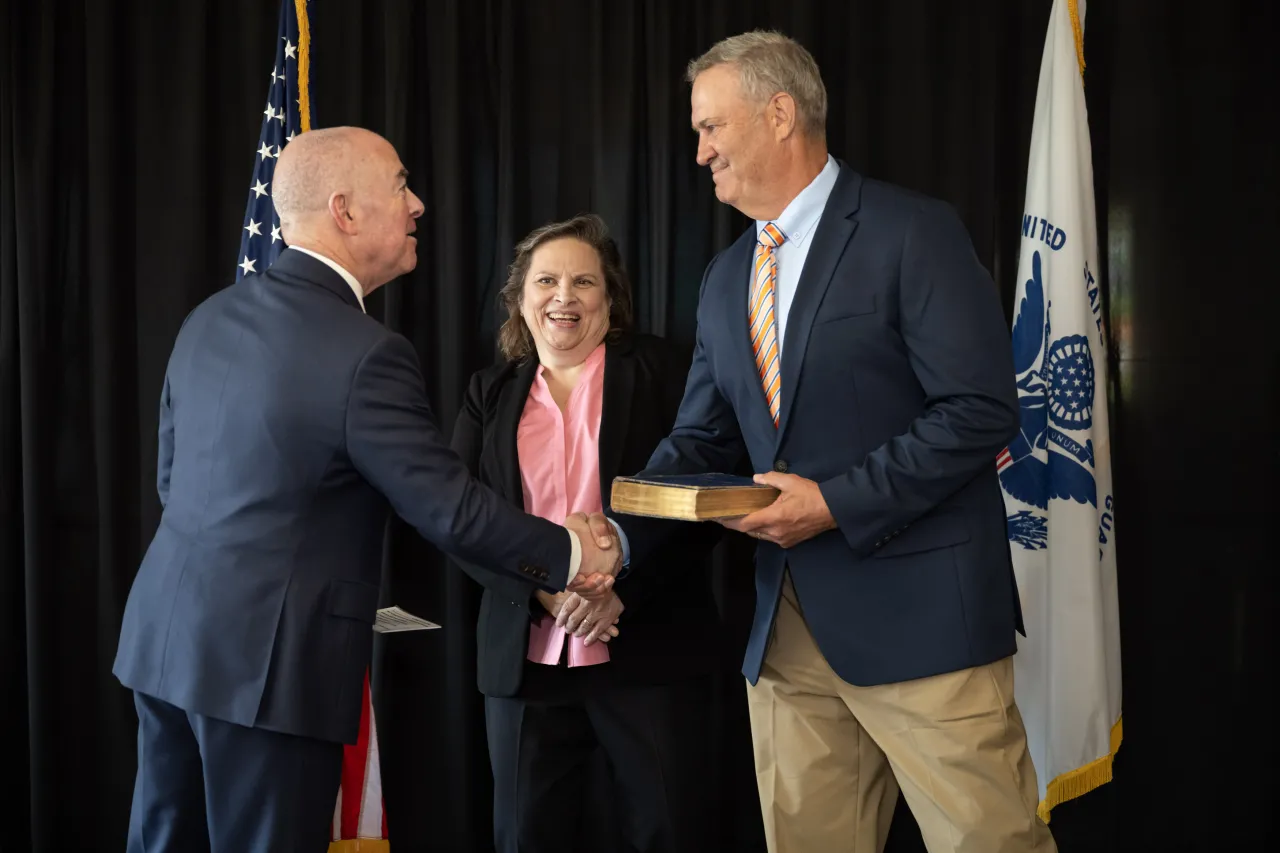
[
  {"xmin": 113, "ymin": 249, "xmax": 574, "ymax": 744},
  {"xmin": 620, "ymin": 163, "xmax": 1024, "ymax": 687}
]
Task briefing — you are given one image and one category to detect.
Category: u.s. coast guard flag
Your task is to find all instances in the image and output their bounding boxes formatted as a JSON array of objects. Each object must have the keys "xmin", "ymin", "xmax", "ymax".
[{"xmin": 997, "ymin": 0, "xmax": 1122, "ymax": 823}]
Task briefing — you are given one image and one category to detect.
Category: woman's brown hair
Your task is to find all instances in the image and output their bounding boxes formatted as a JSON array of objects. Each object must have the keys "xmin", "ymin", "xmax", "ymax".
[{"xmin": 497, "ymin": 214, "xmax": 634, "ymax": 362}]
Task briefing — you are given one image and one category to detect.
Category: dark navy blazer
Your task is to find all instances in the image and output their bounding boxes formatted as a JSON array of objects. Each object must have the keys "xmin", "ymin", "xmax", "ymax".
[
  {"xmin": 113, "ymin": 249, "xmax": 574, "ymax": 744},
  {"xmin": 620, "ymin": 163, "xmax": 1025, "ymax": 687}
]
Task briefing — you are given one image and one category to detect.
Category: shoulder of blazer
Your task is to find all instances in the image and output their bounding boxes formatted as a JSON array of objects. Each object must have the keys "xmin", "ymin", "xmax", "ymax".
[
  {"xmin": 620, "ymin": 331, "xmax": 691, "ymax": 377},
  {"xmin": 465, "ymin": 357, "xmax": 524, "ymax": 402},
  {"xmin": 851, "ymin": 168, "xmax": 958, "ymax": 233},
  {"xmin": 262, "ymin": 247, "xmax": 366, "ymax": 311}
]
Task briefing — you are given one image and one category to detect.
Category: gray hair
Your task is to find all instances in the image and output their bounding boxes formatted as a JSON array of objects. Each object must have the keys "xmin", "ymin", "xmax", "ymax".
[{"xmin": 686, "ymin": 31, "xmax": 827, "ymax": 139}]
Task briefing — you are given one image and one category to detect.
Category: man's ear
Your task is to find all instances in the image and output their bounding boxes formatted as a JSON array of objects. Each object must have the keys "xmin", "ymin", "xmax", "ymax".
[
  {"xmin": 770, "ymin": 92, "xmax": 798, "ymax": 142},
  {"xmin": 329, "ymin": 192, "xmax": 358, "ymax": 235}
]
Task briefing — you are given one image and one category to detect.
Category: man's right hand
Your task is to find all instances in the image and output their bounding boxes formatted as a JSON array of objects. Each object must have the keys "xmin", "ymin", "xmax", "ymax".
[{"xmin": 564, "ymin": 511, "xmax": 620, "ymax": 599}]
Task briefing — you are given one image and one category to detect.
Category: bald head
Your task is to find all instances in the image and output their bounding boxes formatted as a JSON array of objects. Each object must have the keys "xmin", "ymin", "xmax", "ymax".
[
  {"xmin": 270, "ymin": 126, "xmax": 424, "ymax": 293},
  {"xmin": 273, "ymin": 126, "xmax": 387, "ymax": 228}
]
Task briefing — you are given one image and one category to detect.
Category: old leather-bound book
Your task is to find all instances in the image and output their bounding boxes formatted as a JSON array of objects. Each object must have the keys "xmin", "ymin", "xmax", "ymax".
[{"xmin": 609, "ymin": 473, "xmax": 779, "ymax": 521}]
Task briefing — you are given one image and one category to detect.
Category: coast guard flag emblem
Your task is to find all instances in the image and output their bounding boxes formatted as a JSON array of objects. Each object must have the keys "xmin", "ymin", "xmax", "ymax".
[{"xmin": 997, "ymin": 0, "xmax": 1123, "ymax": 822}]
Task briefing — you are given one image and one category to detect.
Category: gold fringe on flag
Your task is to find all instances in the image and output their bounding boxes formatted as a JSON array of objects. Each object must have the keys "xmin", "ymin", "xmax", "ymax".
[
  {"xmin": 1039, "ymin": 715, "xmax": 1123, "ymax": 823},
  {"xmin": 1066, "ymin": 0, "xmax": 1087, "ymax": 77}
]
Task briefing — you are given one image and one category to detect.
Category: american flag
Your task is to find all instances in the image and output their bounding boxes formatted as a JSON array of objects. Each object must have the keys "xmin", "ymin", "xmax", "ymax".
[{"xmin": 236, "ymin": 0, "xmax": 312, "ymax": 280}]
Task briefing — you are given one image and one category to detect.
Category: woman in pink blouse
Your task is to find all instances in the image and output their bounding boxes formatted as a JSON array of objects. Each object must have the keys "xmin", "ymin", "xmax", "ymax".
[{"xmin": 450, "ymin": 214, "xmax": 722, "ymax": 853}]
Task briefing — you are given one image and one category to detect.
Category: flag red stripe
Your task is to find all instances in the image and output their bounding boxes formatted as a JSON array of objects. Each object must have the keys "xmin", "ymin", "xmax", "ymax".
[{"xmin": 340, "ymin": 669, "xmax": 373, "ymax": 838}]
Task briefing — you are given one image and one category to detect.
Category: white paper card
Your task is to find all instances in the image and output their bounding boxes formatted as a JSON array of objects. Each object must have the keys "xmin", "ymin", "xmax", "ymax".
[{"xmin": 373, "ymin": 606, "xmax": 440, "ymax": 633}]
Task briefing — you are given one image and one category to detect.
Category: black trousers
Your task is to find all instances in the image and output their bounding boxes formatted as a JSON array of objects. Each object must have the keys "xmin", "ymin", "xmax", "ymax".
[
  {"xmin": 485, "ymin": 674, "xmax": 715, "ymax": 853},
  {"xmin": 126, "ymin": 690, "xmax": 343, "ymax": 853}
]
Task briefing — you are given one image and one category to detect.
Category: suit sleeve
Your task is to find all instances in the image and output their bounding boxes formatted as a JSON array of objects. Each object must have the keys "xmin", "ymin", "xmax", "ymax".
[
  {"xmin": 156, "ymin": 374, "xmax": 173, "ymax": 508},
  {"xmin": 346, "ymin": 333, "xmax": 572, "ymax": 590},
  {"xmin": 611, "ymin": 339, "xmax": 725, "ymax": 614},
  {"xmin": 609, "ymin": 264, "xmax": 748, "ymax": 567},
  {"xmin": 447, "ymin": 371, "xmax": 541, "ymax": 618},
  {"xmin": 818, "ymin": 199, "xmax": 1020, "ymax": 556}
]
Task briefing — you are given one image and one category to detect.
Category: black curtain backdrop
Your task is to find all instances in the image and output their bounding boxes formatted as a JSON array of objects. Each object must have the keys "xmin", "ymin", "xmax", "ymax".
[{"xmin": 2, "ymin": 1, "xmax": 1276, "ymax": 851}]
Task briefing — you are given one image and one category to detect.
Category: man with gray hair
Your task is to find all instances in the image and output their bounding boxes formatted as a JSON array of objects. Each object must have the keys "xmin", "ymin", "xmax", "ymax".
[{"xmin": 608, "ymin": 31, "xmax": 1056, "ymax": 853}]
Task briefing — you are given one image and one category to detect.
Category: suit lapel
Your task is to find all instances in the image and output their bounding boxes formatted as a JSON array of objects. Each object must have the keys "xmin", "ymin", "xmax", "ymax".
[
  {"xmin": 776, "ymin": 166, "xmax": 863, "ymax": 441},
  {"xmin": 495, "ymin": 358, "xmax": 540, "ymax": 509},
  {"xmin": 598, "ymin": 337, "xmax": 635, "ymax": 498}
]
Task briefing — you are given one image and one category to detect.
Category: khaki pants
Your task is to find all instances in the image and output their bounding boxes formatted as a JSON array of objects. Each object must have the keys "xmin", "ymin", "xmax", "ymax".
[{"xmin": 746, "ymin": 574, "xmax": 1056, "ymax": 853}]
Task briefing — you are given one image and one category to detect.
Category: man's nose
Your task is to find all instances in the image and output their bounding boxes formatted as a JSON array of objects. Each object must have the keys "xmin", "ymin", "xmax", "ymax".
[{"xmin": 696, "ymin": 134, "xmax": 715, "ymax": 167}]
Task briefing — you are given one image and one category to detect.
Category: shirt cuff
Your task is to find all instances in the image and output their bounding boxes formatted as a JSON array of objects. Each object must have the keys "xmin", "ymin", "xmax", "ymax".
[
  {"xmin": 608, "ymin": 519, "xmax": 631, "ymax": 577},
  {"xmin": 565, "ymin": 528, "xmax": 582, "ymax": 588}
]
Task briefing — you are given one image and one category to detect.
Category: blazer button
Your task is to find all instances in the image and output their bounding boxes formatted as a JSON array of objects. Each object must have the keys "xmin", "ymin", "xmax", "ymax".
[{"xmin": 774, "ymin": 459, "xmax": 789, "ymax": 473}]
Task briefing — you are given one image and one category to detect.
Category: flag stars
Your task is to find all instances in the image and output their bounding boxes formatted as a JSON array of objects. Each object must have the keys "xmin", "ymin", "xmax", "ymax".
[
  {"xmin": 284, "ymin": 38, "xmax": 297, "ymax": 59},
  {"xmin": 271, "ymin": 67, "xmax": 283, "ymax": 86},
  {"xmin": 251, "ymin": 180, "xmax": 269, "ymax": 198},
  {"xmin": 239, "ymin": 256, "xmax": 257, "ymax": 275},
  {"xmin": 257, "ymin": 142, "xmax": 276, "ymax": 160},
  {"xmin": 271, "ymin": 223, "xmax": 282, "ymax": 243},
  {"xmin": 244, "ymin": 219, "xmax": 263, "ymax": 237}
]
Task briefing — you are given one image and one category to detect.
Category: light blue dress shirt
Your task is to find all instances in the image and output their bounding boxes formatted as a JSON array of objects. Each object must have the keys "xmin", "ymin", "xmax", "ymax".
[{"xmin": 755, "ymin": 154, "xmax": 841, "ymax": 355}]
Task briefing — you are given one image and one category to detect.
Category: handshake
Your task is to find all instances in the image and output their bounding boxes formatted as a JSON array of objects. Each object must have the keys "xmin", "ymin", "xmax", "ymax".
[{"xmin": 554, "ymin": 511, "xmax": 627, "ymax": 646}]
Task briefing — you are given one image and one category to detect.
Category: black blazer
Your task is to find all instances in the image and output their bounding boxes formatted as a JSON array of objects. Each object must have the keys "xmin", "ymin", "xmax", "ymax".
[{"xmin": 450, "ymin": 333, "xmax": 723, "ymax": 698}]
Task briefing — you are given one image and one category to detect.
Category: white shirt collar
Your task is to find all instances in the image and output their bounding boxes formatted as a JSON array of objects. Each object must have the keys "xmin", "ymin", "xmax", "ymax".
[
  {"xmin": 289, "ymin": 246, "xmax": 366, "ymax": 313},
  {"xmin": 756, "ymin": 154, "xmax": 840, "ymax": 249}
]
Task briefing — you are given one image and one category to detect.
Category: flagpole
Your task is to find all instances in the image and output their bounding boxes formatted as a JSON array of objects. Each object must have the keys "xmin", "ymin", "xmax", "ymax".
[{"xmin": 294, "ymin": 0, "xmax": 311, "ymax": 132}]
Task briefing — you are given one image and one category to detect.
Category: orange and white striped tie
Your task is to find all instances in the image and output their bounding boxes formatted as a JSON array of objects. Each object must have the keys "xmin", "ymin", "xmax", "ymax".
[{"xmin": 750, "ymin": 223, "xmax": 786, "ymax": 426}]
